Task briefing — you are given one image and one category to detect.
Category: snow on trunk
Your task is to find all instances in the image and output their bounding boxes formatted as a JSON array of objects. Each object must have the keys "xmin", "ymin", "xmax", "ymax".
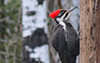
[
  {"xmin": 22, "ymin": 0, "xmax": 47, "ymax": 37},
  {"xmin": 29, "ymin": 44, "xmax": 49, "ymax": 63},
  {"xmin": 22, "ymin": 0, "xmax": 49, "ymax": 63}
]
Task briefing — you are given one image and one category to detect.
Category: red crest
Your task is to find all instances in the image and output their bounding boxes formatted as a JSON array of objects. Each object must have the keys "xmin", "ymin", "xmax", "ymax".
[{"xmin": 49, "ymin": 9, "xmax": 61, "ymax": 19}]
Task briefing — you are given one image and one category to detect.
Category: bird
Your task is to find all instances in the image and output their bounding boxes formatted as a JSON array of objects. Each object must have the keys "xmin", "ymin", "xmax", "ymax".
[{"xmin": 49, "ymin": 7, "xmax": 79, "ymax": 63}]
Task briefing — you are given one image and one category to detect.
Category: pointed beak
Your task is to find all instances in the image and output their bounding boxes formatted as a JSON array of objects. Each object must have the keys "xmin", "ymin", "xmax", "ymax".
[{"xmin": 68, "ymin": 6, "xmax": 77, "ymax": 13}]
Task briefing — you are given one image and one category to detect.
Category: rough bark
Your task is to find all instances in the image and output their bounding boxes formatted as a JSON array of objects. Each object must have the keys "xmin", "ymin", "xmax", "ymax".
[{"xmin": 80, "ymin": 0, "xmax": 100, "ymax": 63}]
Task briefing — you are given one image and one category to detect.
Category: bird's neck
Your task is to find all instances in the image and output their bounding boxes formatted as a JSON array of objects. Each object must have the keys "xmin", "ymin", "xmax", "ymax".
[{"xmin": 56, "ymin": 18, "xmax": 67, "ymax": 30}]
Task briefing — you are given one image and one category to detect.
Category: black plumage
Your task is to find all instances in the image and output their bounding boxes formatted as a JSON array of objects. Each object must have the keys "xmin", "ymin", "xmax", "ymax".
[{"xmin": 51, "ymin": 20, "xmax": 79, "ymax": 63}]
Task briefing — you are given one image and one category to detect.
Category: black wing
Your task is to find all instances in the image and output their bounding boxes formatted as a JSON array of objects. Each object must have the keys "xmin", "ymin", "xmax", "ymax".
[
  {"xmin": 51, "ymin": 25, "xmax": 68, "ymax": 63},
  {"xmin": 63, "ymin": 20, "xmax": 79, "ymax": 56},
  {"xmin": 64, "ymin": 20, "xmax": 79, "ymax": 63}
]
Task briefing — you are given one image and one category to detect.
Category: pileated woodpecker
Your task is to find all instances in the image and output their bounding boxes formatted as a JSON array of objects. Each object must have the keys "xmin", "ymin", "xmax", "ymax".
[{"xmin": 49, "ymin": 7, "xmax": 79, "ymax": 63}]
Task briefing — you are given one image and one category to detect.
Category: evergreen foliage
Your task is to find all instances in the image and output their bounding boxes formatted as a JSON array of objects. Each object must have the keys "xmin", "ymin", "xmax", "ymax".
[{"xmin": 0, "ymin": 0, "xmax": 22, "ymax": 63}]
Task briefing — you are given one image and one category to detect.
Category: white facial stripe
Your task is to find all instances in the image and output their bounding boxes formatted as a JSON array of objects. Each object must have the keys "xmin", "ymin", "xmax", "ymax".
[
  {"xmin": 56, "ymin": 11, "xmax": 70, "ymax": 31},
  {"xmin": 59, "ymin": 21, "xmax": 66, "ymax": 30},
  {"xmin": 57, "ymin": 19, "xmax": 66, "ymax": 30},
  {"xmin": 65, "ymin": 12, "xmax": 71, "ymax": 20},
  {"xmin": 61, "ymin": 11, "xmax": 67, "ymax": 19}
]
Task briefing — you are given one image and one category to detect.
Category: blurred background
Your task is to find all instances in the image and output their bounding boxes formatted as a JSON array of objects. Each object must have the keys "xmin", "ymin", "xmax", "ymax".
[{"xmin": 0, "ymin": 0, "xmax": 79, "ymax": 63}]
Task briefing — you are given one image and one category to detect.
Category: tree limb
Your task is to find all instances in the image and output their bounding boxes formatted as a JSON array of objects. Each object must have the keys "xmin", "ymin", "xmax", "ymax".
[{"xmin": 58, "ymin": 0, "xmax": 63, "ymax": 9}]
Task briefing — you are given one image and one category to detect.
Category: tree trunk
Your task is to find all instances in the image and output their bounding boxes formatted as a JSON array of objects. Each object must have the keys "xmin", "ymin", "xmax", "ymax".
[
  {"xmin": 22, "ymin": 0, "xmax": 49, "ymax": 63},
  {"xmin": 80, "ymin": 0, "xmax": 100, "ymax": 63}
]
